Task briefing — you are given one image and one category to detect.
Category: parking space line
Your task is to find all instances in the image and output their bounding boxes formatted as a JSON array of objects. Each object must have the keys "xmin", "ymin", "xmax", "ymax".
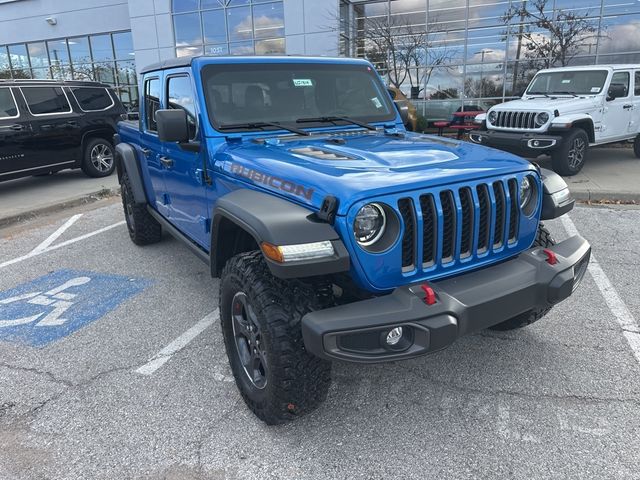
[
  {"xmin": 0, "ymin": 221, "xmax": 125, "ymax": 270},
  {"xmin": 135, "ymin": 309, "xmax": 218, "ymax": 376},
  {"xmin": 561, "ymin": 215, "xmax": 640, "ymax": 365},
  {"xmin": 30, "ymin": 214, "xmax": 83, "ymax": 255}
]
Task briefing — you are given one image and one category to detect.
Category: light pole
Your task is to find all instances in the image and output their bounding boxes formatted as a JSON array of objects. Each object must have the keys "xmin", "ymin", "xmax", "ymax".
[{"xmin": 474, "ymin": 49, "xmax": 494, "ymax": 98}]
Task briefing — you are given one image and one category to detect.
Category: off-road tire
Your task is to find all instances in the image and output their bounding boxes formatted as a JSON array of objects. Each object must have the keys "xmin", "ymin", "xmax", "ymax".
[
  {"xmin": 634, "ymin": 135, "xmax": 640, "ymax": 158},
  {"xmin": 120, "ymin": 171, "xmax": 162, "ymax": 245},
  {"xmin": 81, "ymin": 137, "xmax": 116, "ymax": 178},
  {"xmin": 551, "ymin": 128, "xmax": 589, "ymax": 176},
  {"xmin": 220, "ymin": 251, "xmax": 332, "ymax": 425},
  {"xmin": 489, "ymin": 223, "xmax": 555, "ymax": 331}
]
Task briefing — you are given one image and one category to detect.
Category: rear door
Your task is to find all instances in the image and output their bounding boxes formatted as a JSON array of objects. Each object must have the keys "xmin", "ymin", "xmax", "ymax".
[
  {"xmin": 140, "ymin": 75, "xmax": 170, "ymax": 217},
  {"xmin": 20, "ymin": 86, "xmax": 82, "ymax": 168},
  {"xmin": 602, "ymin": 70, "xmax": 633, "ymax": 141},
  {"xmin": 162, "ymin": 72, "xmax": 211, "ymax": 247},
  {"xmin": 632, "ymin": 70, "xmax": 640, "ymax": 135},
  {"xmin": 0, "ymin": 86, "xmax": 34, "ymax": 178}
]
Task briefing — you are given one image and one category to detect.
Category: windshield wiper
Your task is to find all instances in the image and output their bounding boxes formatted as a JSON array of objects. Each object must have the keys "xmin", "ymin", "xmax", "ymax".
[
  {"xmin": 527, "ymin": 91, "xmax": 551, "ymax": 97},
  {"xmin": 296, "ymin": 116, "xmax": 378, "ymax": 131},
  {"xmin": 218, "ymin": 121, "xmax": 310, "ymax": 136}
]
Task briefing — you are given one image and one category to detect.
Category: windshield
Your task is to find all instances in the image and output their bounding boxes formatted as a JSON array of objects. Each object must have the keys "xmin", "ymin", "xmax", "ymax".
[
  {"xmin": 526, "ymin": 70, "xmax": 609, "ymax": 95},
  {"xmin": 201, "ymin": 62, "xmax": 396, "ymax": 132}
]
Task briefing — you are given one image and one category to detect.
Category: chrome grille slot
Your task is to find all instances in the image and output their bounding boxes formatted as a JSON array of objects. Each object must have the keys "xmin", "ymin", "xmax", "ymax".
[{"xmin": 493, "ymin": 110, "xmax": 540, "ymax": 130}]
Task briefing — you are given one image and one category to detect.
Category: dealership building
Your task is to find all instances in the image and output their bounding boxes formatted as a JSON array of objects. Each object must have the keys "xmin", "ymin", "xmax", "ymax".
[{"xmin": 2, "ymin": 0, "xmax": 640, "ymax": 118}]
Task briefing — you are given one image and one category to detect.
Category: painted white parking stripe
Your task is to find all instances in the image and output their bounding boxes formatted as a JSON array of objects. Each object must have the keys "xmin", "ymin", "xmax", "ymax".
[
  {"xmin": 30, "ymin": 214, "xmax": 83, "ymax": 255},
  {"xmin": 561, "ymin": 215, "xmax": 640, "ymax": 364},
  {"xmin": 135, "ymin": 309, "xmax": 218, "ymax": 375},
  {"xmin": 0, "ymin": 221, "xmax": 126, "ymax": 270}
]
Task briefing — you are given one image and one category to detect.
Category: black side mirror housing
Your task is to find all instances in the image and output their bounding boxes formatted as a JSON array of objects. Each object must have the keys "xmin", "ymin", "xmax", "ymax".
[
  {"xmin": 607, "ymin": 83, "xmax": 627, "ymax": 101},
  {"xmin": 157, "ymin": 109, "xmax": 190, "ymax": 143}
]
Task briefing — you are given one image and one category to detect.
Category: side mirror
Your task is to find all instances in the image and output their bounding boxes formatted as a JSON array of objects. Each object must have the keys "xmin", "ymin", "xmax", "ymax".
[
  {"xmin": 156, "ymin": 109, "xmax": 189, "ymax": 143},
  {"xmin": 607, "ymin": 83, "xmax": 627, "ymax": 101}
]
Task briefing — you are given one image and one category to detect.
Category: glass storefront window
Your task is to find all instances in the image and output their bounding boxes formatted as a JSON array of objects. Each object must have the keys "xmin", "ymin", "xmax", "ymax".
[
  {"xmin": 252, "ymin": 2, "xmax": 285, "ymax": 39},
  {"xmin": 113, "ymin": 32, "xmax": 135, "ymax": 61},
  {"xmin": 90, "ymin": 34, "xmax": 114, "ymax": 62},
  {"xmin": 203, "ymin": 9, "xmax": 228, "ymax": 44},
  {"xmin": 68, "ymin": 37, "xmax": 92, "ymax": 64},
  {"xmin": 47, "ymin": 39, "xmax": 70, "ymax": 66},
  {"xmin": 174, "ymin": 13, "xmax": 204, "ymax": 47},
  {"xmin": 27, "ymin": 42, "xmax": 48, "ymax": 68},
  {"xmin": 172, "ymin": 0, "xmax": 199, "ymax": 14},
  {"xmin": 227, "ymin": 6, "xmax": 253, "ymax": 42},
  {"xmin": 255, "ymin": 38, "xmax": 284, "ymax": 55},
  {"xmin": 230, "ymin": 40, "xmax": 254, "ymax": 55}
]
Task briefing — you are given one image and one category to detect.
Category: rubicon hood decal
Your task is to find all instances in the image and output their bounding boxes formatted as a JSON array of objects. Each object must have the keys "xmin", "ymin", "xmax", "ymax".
[{"xmin": 230, "ymin": 163, "xmax": 315, "ymax": 201}]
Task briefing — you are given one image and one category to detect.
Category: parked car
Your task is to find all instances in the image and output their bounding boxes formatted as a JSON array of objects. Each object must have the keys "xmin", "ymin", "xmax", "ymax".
[
  {"xmin": 115, "ymin": 56, "xmax": 590, "ymax": 425},
  {"xmin": 0, "ymin": 79, "xmax": 125, "ymax": 182},
  {"xmin": 473, "ymin": 65, "xmax": 640, "ymax": 175},
  {"xmin": 387, "ymin": 86, "xmax": 418, "ymax": 131}
]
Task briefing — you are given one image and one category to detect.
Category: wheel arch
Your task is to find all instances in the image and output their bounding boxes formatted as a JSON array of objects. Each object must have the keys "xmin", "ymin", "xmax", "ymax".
[
  {"xmin": 114, "ymin": 142, "xmax": 147, "ymax": 204},
  {"xmin": 552, "ymin": 114, "xmax": 595, "ymax": 143},
  {"xmin": 211, "ymin": 189, "xmax": 350, "ymax": 279}
]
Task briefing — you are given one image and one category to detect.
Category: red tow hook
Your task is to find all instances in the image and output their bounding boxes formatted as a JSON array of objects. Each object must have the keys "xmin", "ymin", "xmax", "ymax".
[
  {"xmin": 421, "ymin": 285, "xmax": 437, "ymax": 305},
  {"xmin": 543, "ymin": 248, "xmax": 558, "ymax": 265}
]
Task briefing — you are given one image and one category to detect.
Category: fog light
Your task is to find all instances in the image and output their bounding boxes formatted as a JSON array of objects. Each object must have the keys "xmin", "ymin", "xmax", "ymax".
[
  {"xmin": 386, "ymin": 327, "xmax": 403, "ymax": 346},
  {"xmin": 533, "ymin": 140, "xmax": 540, "ymax": 147}
]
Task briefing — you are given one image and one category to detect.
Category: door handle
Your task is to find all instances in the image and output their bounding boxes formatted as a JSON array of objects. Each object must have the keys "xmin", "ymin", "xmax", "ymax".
[
  {"xmin": 140, "ymin": 147, "xmax": 151, "ymax": 157},
  {"xmin": 623, "ymin": 104, "xmax": 633, "ymax": 109},
  {"xmin": 8, "ymin": 124, "xmax": 24, "ymax": 131},
  {"xmin": 159, "ymin": 156, "xmax": 174, "ymax": 168},
  {"xmin": 40, "ymin": 124, "xmax": 53, "ymax": 131}
]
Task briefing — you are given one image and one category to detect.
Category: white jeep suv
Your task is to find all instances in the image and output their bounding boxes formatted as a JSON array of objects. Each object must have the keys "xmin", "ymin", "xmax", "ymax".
[{"xmin": 472, "ymin": 65, "xmax": 640, "ymax": 175}]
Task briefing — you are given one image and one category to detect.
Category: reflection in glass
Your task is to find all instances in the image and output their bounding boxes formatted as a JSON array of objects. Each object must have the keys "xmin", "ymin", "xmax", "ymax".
[
  {"xmin": 47, "ymin": 39, "xmax": 70, "ymax": 65},
  {"xmin": 174, "ymin": 13, "xmax": 203, "ymax": 46},
  {"xmin": 203, "ymin": 9, "xmax": 228, "ymax": 44},
  {"xmin": 8, "ymin": 44, "xmax": 29, "ymax": 70},
  {"xmin": 90, "ymin": 35, "xmax": 114, "ymax": 61},
  {"xmin": 27, "ymin": 42, "xmax": 48, "ymax": 68},
  {"xmin": 68, "ymin": 37, "xmax": 92, "ymax": 64},
  {"xmin": 113, "ymin": 32, "xmax": 135, "ymax": 60},
  {"xmin": 230, "ymin": 40, "xmax": 254, "ymax": 55},
  {"xmin": 252, "ymin": 2, "xmax": 284, "ymax": 39},
  {"xmin": 227, "ymin": 6, "xmax": 253, "ymax": 41},
  {"xmin": 255, "ymin": 38, "xmax": 285, "ymax": 55},
  {"xmin": 172, "ymin": 0, "xmax": 199, "ymax": 14}
]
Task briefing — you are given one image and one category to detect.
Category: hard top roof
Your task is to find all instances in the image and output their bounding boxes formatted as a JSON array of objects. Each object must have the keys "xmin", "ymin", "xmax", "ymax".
[{"xmin": 0, "ymin": 79, "xmax": 111, "ymax": 87}]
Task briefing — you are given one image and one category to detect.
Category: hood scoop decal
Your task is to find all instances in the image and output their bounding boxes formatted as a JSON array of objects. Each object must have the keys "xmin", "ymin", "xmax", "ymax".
[{"xmin": 289, "ymin": 146, "xmax": 357, "ymax": 161}]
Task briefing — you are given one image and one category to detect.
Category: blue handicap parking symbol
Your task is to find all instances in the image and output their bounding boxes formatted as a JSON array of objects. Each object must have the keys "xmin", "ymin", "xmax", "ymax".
[{"xmin": 0, "ymin": 269, "xmax": 151, "ymax": 347}]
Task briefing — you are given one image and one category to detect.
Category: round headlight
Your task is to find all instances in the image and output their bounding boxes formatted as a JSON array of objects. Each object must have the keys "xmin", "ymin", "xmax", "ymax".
[
  {"xmin": 535, "ymin": 112, "xmax": 550, "ymax": 126},
  {"xmin": 354, "ymin": 203, "xmax": 386, "ymax": 246},
  {"xmin": 519, "ymin": 175, "xmax": 538, "ymax": 216},
  {"xmin": 488, "ymin": 110, "xmax": 498, "ymax": 124}
]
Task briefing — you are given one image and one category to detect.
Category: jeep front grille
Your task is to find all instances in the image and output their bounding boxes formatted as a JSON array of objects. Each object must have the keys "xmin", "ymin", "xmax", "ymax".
[
  {"xmin": 493, "ymin": 111, "xmax": 538, "ymax": 129},
  {"xmin": 397, "ymin": 178, "xmax": 521, "ymax": 270}
]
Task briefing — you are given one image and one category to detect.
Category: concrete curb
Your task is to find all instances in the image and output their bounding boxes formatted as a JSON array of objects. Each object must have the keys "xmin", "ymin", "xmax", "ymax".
[
  {"xmin": 572, "ymin": 189, "xmax": 639, "ymax": 204},
  {"xmin": 0, "ymin": 186, "xmax": 121, "ymax": 228}
]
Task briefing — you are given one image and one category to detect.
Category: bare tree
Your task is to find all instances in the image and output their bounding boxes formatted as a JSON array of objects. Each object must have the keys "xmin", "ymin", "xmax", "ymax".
[
  {"xmin": 504, "ymin": 0, "xmax": 603, "ymax": 69},
  {"xmin": 340, "ymin": 12, "xmax": 457, "ymax": 98}
]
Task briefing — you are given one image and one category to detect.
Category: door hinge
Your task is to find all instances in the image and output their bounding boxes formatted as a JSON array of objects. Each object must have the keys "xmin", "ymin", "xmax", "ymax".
[{"xmin": 200, "ymin": 217, "xmax": 211, "ymax": 233}]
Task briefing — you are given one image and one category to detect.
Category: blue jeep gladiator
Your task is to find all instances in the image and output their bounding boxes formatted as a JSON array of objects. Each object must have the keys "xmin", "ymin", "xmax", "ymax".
[{"xmin": 115, "ymin": 56, "xmax": 591, "ymax": 424}]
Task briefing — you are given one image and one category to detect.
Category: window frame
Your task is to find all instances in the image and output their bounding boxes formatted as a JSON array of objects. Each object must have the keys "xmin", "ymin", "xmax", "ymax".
[
  {"xmin": 19, "ymin": 85, "xmax": 73, "ymax": 117},
  {"xmin": 610, "ymin": 71, "xmax": 631, "ymax": 98},
  {"xmin": 0, "ymin": 87, "xmax": 20, "ymax": 120},
  {"xmin": 69, "ymin": 86, "xmax": 115, "ymax": 112},
  {"xmin": 165, "ymin": 73, "xmax": 199, "ymax": 141},
  {"xmin": 143, "ymin": 76, "xmax": 161, "ymax": 134},
  {"xmin": 635, "ymin": 71, "xmax": 640, "ymax": 97}
]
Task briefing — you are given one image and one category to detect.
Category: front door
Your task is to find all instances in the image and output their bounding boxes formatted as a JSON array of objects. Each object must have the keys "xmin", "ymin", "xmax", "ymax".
[
  {"xmin": 140, "ymin": 76, "xmax": 169, "ymax": 218},
  {"xmin": 602, "ymin": 71, "xmax": 634, "ymax": 141},
  {"xmin": 162, "ymin": 72, "xmax": 211, "ymax": 248},
  {"xmin": 0, "ymin": 87, "xmax": 33, "ymax": 178}
]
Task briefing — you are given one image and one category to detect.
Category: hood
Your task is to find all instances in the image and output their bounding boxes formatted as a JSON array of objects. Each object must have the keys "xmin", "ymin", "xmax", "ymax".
[
  {"xmin": 214, "ymin": 131, "xmax": 536, "ymax": 216},
  {"xmin": 493, "ymin": 96, "xmax": 602, "ymax": 114}
]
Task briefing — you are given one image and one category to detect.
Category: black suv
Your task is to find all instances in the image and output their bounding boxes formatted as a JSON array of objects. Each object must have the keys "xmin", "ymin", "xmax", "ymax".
[{"xmin": 0, "ymin": 79, "xmax": 125, "ymax": 182}]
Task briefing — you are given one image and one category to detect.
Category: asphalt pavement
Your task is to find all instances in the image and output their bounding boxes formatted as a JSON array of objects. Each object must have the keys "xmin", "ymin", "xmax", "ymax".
[{"xmin": 0, "ymin": 199, "xmax": 639, "ymax": 479}]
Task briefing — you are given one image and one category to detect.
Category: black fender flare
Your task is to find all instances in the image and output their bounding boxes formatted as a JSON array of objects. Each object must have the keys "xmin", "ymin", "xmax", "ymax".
[
  {"xmin": 114, "ymin": 142, "xmax": 147, "ymax": 205},
  {"xmin": 211, "ymin": 189, "xmax": 350, "ymax": 279},
  {"xmin": 539, "ymin": 167, "xmax": 575, "ymax": 220}
]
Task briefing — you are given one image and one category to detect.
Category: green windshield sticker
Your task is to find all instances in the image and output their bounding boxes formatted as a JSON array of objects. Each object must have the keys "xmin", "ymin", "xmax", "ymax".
[{"xmin": 293, "ymin": 79, "xmax": 313, "ymax": 87}]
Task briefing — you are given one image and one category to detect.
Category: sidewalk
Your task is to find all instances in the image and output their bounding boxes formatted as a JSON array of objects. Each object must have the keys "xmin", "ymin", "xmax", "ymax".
[
  {"xmin": 537, "ymin": 146, "xmax": 639, "ymax": 202},
  {"xmin": 0, "ymin": 170, "xmax": 119, "ymax": 227}
]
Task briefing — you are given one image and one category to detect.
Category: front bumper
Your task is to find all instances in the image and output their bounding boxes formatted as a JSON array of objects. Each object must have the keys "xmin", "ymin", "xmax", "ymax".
[
  {"xmin": 470, "ymin": 129, "xmax": 563, "ymax": 154},
  {"xmin": 301, "ymin": 235, "xmax": 591, "ymax": 363}
]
